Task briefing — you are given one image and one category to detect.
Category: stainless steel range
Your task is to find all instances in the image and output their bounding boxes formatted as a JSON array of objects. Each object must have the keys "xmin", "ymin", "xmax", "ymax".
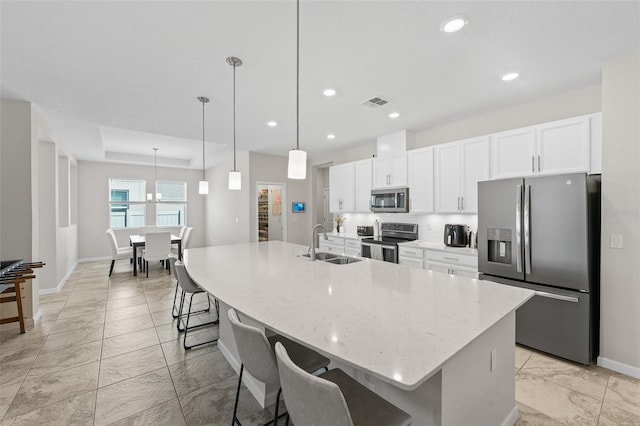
[{"xmin": 361, "ymin": 223, "xmax": 418, "ymax": 263}]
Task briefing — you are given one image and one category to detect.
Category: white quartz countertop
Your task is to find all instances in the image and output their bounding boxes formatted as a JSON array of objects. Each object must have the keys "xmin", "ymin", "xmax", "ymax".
[
  {"xmin": 326, "ymin": 232, "xmax": 365, "ymax": 240},
  {"xmin": 183, "ymin": 241, "xmax": 532, "ymax": 390},
  {"xmin": 398, "ymin": 240, "xmax": 479, "ymax": 255}
]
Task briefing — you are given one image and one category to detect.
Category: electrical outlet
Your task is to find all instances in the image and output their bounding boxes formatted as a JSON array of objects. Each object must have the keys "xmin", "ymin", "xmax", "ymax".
[
  {"xmin": 427, "ymin": 223, "xmax": 433, "ymax": 231},
  {"xmin": 490, "ymin": 348, "xmax": 497, "ymax": 372},
  {"xmin": 610, "ymin": 234, "xmax": 623, "ymax": 249}
]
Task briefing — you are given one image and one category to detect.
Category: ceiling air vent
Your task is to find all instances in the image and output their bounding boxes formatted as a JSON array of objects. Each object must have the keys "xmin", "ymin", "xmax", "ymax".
[{"xmin": 360, "ymin": 96, "xmax": 389, "ymax": 108}]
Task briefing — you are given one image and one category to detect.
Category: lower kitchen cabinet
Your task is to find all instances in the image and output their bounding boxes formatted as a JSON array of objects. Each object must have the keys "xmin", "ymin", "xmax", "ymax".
[
  {"xmin": 344, "ymin": 237, "xmax": 361, "ymax": 257},
  {"xmin": 425, "ymin": 250, "xmax": 478, "ymax": 278}
]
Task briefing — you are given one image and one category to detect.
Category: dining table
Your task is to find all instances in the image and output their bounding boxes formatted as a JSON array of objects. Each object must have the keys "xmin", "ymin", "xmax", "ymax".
[{"xmin": 129, "ymin": 234, "xmax": 182, "ymax": 276}]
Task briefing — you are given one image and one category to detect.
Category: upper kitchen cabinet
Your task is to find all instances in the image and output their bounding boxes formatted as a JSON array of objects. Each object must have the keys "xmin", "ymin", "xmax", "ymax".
[
  {"xmin": 491, "ymin": 114, "xmax": 597, "ymax": 179},
  {"xmin": 490, "ymin": 126, "xmax": 537, "ymax": 179},
  {"xmin": 372, "ymin": 130, "xmax": 414, "ymax": 189},
  {"xmin": 435, "ymin": 137, "xmax": 490, "ymax": 213},
  {"xmin": 536, "ymin": 115, "xmax": 591, "ymax": 175},
  {"xmin": 372, "ymin": 155, "xmax": 408, "ymax": 188},
  {"xmin": 408, "ymin": 147, "xmax": 434, "ymax": 213},
  {"xmin": 329, "ymin": 163, "xmax": 355, "ymax": 213},
  {"xmin": 354, "ymin": 159, "xmax": 373, "ymax": 213}
]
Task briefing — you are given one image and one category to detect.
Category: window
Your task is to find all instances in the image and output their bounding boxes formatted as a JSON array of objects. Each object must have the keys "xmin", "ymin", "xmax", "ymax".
[
  {"xmin": 156, "ymin": 180, "xmax": 187, "ymax": 226},
  {"xmin": 109, "ymin": 179, "xmax": 146, "ymax": 228}
]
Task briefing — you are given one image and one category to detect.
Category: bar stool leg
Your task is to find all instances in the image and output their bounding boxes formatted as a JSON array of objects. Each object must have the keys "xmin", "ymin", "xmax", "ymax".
[
  {"xmin": 14, "ymin": 282, "xmax": 25, "ymax": 334},
  {"xmin": 232, "ymin": 364, "xmax": 244, "ymax": 426}
]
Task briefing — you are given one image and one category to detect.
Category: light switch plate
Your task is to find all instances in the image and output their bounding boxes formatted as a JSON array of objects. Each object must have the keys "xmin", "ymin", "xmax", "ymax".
[{"xmin": 610, "ymin": 234, "xmax": 623, "ymax": 249}]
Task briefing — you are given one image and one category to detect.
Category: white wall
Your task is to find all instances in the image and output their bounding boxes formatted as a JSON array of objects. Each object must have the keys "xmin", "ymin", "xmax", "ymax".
[
  {"xmin": 37, "ymin": 141, "xmax": 58, "ymax": 291},
  {"xmin": 78, "ymin": 161, "xmax": 206, "ymax": 259},
  {"xmin": 0, "ymin": 99, "xmax": 32, "ymax": 261},
  {"xmin": 204, "ymin": 151, "xmax": 251, "ymax": 247},
  {"xmin": 599, "ymin": 52, "xmax": 640, "ymax": 377},
  {"xmin": 249, "ymin": 152, "xmax": 311, "ymax": 245},
  {"xmin": 414, "ymin": 85, "xmax": 602, "ymax": 147}
]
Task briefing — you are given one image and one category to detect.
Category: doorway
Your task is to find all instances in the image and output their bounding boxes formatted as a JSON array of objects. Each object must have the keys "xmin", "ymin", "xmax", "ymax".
[{"xmin": 257, "ymin": 183, "xmax": 286, "ymax": 242}]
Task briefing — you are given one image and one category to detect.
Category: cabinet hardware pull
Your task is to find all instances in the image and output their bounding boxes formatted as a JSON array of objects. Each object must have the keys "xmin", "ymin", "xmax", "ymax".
[
  {"xmin": 444, "ymin": 256, "xmax": 459, "ymax": 261},
  {"xmin": 537, "ymin": 155, "xmax": 541, "ymax": 172},
  {"xmin": 460, "ymin": 196, "xmax": 464, "ymax": 211}
]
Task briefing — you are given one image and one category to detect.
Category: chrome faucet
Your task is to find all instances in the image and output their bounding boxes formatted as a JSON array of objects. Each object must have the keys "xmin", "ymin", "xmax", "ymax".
[{"xmin": 310, "ymin": 224, "xmax": 328, "ymax": 261}]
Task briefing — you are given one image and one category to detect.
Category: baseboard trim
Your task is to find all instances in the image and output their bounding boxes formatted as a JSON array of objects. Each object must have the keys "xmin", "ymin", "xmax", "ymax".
[
  {"xmin": 597, "ymin": 356, "xmax": 640, "ymax": 379},
  {"xmin": 39, "ymin": 260, "xmax": 78, "ymax": 296},
  {"xmin": 78, "ymin": 256, "xmax": 111, "ymax": 263},
  {"xmin": 218, "ymin": 338, "xmax": 273, "ymax": 409},
  {"xmin": 500, "ymin": 405, "xmax": 520, "ymax": 426}
]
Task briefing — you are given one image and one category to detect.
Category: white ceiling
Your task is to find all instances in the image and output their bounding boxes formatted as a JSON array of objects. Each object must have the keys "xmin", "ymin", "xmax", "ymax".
[{"xmin": 2, "ymin": 1, "xmax": 639, "ymax": 168}]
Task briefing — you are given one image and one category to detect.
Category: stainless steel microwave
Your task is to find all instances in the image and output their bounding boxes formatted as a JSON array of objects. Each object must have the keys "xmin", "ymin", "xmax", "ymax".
[{"xmin": 370, "ymin": 188, "xmax": 409, "ymax": 213}]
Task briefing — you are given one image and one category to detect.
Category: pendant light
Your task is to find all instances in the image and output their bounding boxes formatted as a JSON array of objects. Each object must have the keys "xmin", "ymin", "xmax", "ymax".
[
  {"xmin": 197, "ymin": 96, "xmax": 210, "ymax": 194},
  {"xmin": 287, "ymin": 0, "xmax": 307, "ymax": 179},
  {"xmin": 147, "ymin": 148, "xmax": 162, "ymax": 202},
  {"xmin": 227, "ymin": 56, "xmax": 243, "ymax": 190}
]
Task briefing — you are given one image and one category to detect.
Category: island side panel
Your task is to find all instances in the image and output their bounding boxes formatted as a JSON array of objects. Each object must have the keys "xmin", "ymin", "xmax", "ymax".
[{"xmin": 441, "ymin": 311, "xmax": 518, "ymax": 426}]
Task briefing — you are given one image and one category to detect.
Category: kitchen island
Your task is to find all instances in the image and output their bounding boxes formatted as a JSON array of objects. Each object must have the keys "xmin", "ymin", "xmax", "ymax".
[{"xmin": 183, "ymin": 241, "xmax": 533, "ymax": 425}]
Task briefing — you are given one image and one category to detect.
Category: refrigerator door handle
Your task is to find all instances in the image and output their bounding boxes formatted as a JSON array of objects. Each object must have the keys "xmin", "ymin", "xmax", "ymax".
[
  {"xmin": 524, "ymin": 184, "xmax": 532, "ymax": 275},
  {"xmin": 516, "ymin": 184, "xmax": 523, "ymax": 273},
  {"xmin": 534, "ymin": 291, "xmax": 579, "ymax": 303}
]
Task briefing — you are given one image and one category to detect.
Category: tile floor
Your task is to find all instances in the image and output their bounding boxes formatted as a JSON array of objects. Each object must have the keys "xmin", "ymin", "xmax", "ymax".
[{"xmin": 0, "ymin": 259, "xmax": 638, "ymax": 425}]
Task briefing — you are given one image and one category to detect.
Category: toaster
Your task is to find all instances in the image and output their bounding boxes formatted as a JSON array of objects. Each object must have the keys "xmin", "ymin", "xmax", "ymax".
[
  {"xmin": 444, "ymin": 224, "xmax": 469, "ymax": 247},
  {"xmin": 357, "ymin": 226, "xmax": 374, "ymax": 236}
]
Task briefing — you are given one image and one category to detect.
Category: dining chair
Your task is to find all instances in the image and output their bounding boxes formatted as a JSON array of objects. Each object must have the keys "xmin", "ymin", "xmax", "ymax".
[
  {"xmin": 275, "ymin": 342, "xmax": 412, "ymax": 426},
  {"xmin": 178, "ymin": 225, "xmax": 188, "ymax": 239},
  {"xmin": 106, "ymin": 229, "xmax": 134, "ymax": 276},
  {"xmin": 173, "ymin": 261, "xmax": 219, "ymax": 349},
  {"xmin": 170, "ymin": 226, "xmax": 192, "ymax": 261},
  {"xmin": 142, "ymin": 232, "xmax": 171, "ymax": 278},
  {"xmin": 228, "ymin": 308, "xmax": 330, "ymax": 426}
]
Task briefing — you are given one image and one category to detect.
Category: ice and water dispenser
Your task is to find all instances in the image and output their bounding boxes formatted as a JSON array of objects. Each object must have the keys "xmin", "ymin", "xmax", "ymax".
[{"xmin": 487, "ymin": 228, "xmax": 512, "ymax": 265}]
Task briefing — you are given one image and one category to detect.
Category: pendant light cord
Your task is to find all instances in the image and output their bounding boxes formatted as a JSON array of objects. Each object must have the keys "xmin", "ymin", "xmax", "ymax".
[
  {"xmin": 202, "ymin": 99, "xmax": 206, "ymax": 180},
  {"xmin": 296, "ymin": 0, "xmax": 300, "ymax": 151},
  {"xmin": 233, "ymin": 62, "xmax": 237, "ymax": 171}
]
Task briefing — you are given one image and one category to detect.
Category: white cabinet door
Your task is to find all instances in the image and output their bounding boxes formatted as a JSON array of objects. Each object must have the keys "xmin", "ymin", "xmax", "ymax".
[
  {"xmin": 460, "ymin": 137, "xmax": 490, "ymax": 213},
  {"xmin": 354, "ymin": 159, "xmax": 372, "ymax": 213},
  {"xmin": 389, "ymin": 154, "xmax": 408, "ymax": 187},
  {"xmin": 453, "ymin": 266, "xmax": 478, "ymax": 279},
  {"xmin": 399, "ymin": 257, "xmax": 424, "ymax": 269},
  {"xmin": 372, "ymin": 155, "xmax": 407, "ymax": 188},
  {"xmin": 329, "ymin": 163, "xmax": 355, "ymax": 213},
  {"xmin": 434, "ymin": 142, "xmax": 461, "ymax": 213},
  {"xmin": 372, "ymin": 158, "xmax": 389, "ymax": 189},
  {"xmin": 408, "ymin": 147, "xmax": 434, "ymax": 213},
  {"xmin": 491, "ymin": 127, "xmax": 537, "ymax": 179},
  {"xmin": 426, "ymin": 261, "xmax": 451, "ymax": 275},
  {"xmin": 536, "ymin": 116, "xmax": 590, "ymax": 175},
  {"xmin": 344, "ymin": 247, "xmax": 361, "ymax": 257}
]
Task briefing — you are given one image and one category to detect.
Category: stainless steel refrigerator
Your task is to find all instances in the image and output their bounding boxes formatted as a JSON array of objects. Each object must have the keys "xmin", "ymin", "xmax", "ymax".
[{"xmin": 478, "ymin": 173, "xmax": 600, "ymax": 365}]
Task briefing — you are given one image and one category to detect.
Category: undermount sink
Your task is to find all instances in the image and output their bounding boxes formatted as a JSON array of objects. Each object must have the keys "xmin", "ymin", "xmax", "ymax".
[
  {"xmin": 300, "ymin": 252, "xmax": 362, "ymax": 265},
  {"xmin": 300, "ymin": 252, "xmax": 341, "ymax": 261},
  {"xmin": 324, "ymin": 256, "xmax": 362, "ymax": 265}
]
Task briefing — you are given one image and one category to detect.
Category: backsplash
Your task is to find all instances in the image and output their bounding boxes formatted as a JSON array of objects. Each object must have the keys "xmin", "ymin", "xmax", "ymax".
[{"xmin": 338, "ymin": 213, "xmax": 478, "ymax": 243}]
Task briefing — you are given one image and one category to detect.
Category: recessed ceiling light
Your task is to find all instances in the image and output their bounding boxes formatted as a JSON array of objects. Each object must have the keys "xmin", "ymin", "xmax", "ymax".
[
  {"xmin": 327, "ymin": 134, "xmax": 336, "ymax": 140},
  {"xmin": 389, "ymin": 112, "xmax": 400, "ymax": 119},
  {"xmin": 501, "ymin": 72, "xmax": 519, "ymax": 81},
  {"xmin": 323, "ymin": 88, "xmax": 336, "ymax": 97},
  {"xmin": 440, "ymin": 15, "xmax": 469, "ymax": 33},
  {"xmin": 267, "ymin": 121, "xmax": 277, "ymax": 127}
]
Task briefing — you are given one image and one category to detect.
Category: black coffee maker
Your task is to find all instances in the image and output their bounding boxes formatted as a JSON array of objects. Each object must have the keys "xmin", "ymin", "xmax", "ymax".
[{"xmin": 444, "ymin": 224, "xmax": 469, "ymax": 247}]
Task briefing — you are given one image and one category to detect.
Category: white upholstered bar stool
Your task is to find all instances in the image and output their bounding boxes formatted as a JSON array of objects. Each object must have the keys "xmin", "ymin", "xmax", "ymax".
[
  {"xmin": 169, "ymin": 257, "xmax": 211, "ymax": 320},
  {"xmin": 275, "ymin": 342, "xmax": 412, "ymax": 426},
  {"xmin": 142, "ymin": 232, "xmax": 171, "ymax": 278},
  {"xmin": 173, "ymin": 261, "xmax": 219, "ymax": 349},
  {"xmin": 105, "ymin": 229, "xmax": 134, "ymax": 276},
  {"xmin": 228, "ymin": 308, "xmax": 330, "ymax": 426}
]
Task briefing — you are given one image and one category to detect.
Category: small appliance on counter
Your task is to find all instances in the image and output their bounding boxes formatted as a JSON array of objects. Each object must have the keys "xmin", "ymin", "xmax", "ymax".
[
  {"xmin": 444, "ymin": 224, "xmax": 469, "ymax": 247},
  {"xmin": 356, "ymin": 226, "xmax": 374, "ymax": 236}
]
